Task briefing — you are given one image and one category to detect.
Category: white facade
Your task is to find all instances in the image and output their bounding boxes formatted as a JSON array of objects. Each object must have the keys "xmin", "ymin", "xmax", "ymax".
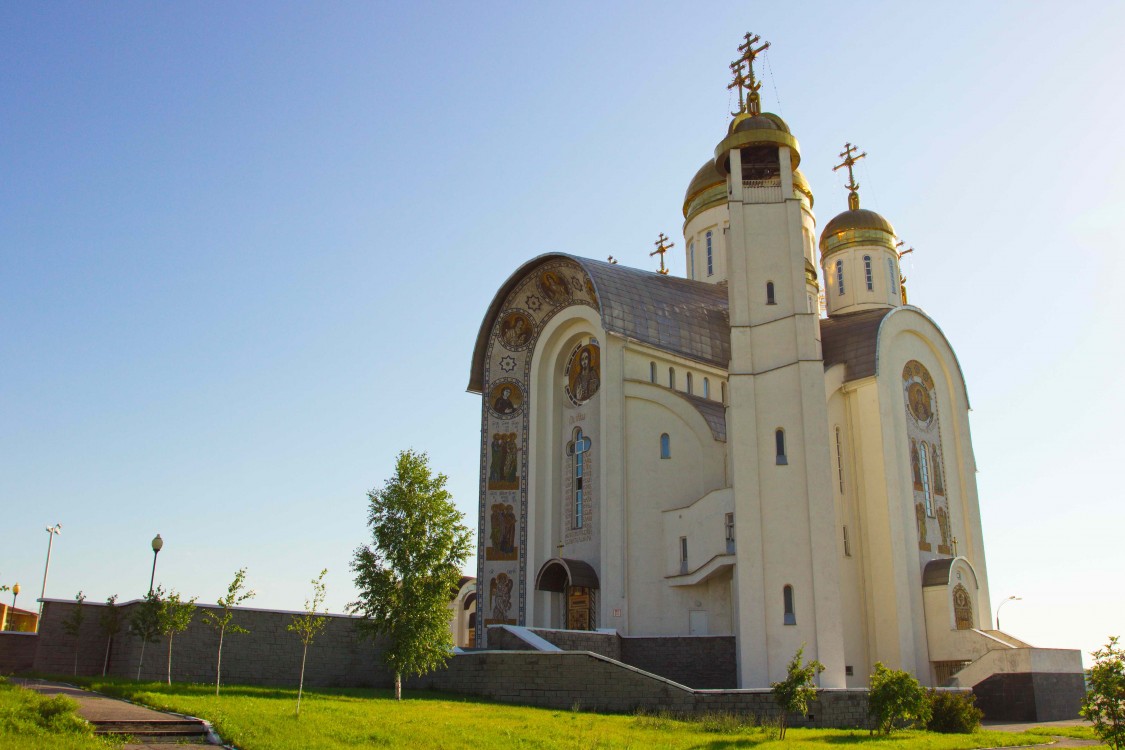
[{"xmin": 467, "ymin": 82, "xmax": 1040, "ymax": 689}]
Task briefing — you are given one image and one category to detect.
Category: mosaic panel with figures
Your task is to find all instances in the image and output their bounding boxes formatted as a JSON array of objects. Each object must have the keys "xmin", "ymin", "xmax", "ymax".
[
  {"xmin": 902, "ymin": 360, "xmax": 951, "ymax": 556},
  {"xmin": 476, "ymin": 260, "xmax": 599, "ymax": 646}
]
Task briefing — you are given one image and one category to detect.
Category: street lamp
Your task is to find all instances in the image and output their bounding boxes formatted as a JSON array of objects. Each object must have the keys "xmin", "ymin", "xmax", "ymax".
[
  {"xmin": 995, "ymin": 595, "xmax": 1021, "ymax": 631},
  {"xmin": 39, "ymin": 523, "xmax": 62, "ymax": 619},
  {"xmin": 149, "ymin": 534, "xmax": 163, "ymax": 595},
  {"xmin": 12, "ymin": 583, "xmax": 20, "ymax": 610}
]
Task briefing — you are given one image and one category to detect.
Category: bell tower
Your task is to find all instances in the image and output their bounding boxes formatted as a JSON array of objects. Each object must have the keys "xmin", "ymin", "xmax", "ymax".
[{"xmin": 718, "ymin": 33, "xmax": 846, "ymax": 688}]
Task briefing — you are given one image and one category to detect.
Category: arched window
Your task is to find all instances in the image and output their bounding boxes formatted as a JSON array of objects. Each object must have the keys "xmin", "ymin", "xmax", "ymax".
[
  {"xmin": 567, "ymin": 429, "xmax": 592, "ymax": 530},
  {"xmin": 660, "ymin": 433, "xmax": 671, "ymax": 459},
  {"xmin": 887, "ymin": 258, "xmax": 897, "ymax": 303},
  {"xmin": 834, "ymin": 426, "xmax": 845, "ymax": 493},
  {"xmin": 919, "ymin": 440, "xmax": 933, "ymax": 516},
  {"xmin": 706, "ymin": 230, "xmax": 714, "ymax": 276},
  {"xmin": 703, "ymin": 377, "xmax": 710, "ymax": 399},
  {"xmin": 649, "ymin": 361, "xmax": 657, "ymax": 383},
  {"xmin": 721, "ymin": 381, "xmax": 727, "ymax": 404},
  {"xmin": 689, "ymin": 242, "xmax": 695, "ymax": 278},
  {"xmin": 864, "ymin": 255, "xmax": 873, "ymax": 291},
  {"xmin": 668, "ymin": 367, "xmax": 676, "ymax": 389},
  {"xmin": 836, "ymin": 259, "xmax": 845, "ymax": 295},
  {"xmin": 775, "ymin": 429, "xmax": 788, "ymax": 465},
  {"xmin": 686, "ymin": 372, "xmax": 694, "ymax": 395},
  {"xmin": 783, "ymin": 585, "xmax": 796, "ymax": 625},
  {"xmin": 766, "ymin": 281, "xmax": 776, "ymax": 305}
]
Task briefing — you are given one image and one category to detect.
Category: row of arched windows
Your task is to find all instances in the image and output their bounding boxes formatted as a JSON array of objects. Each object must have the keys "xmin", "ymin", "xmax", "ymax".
[
  {"xmin": 649, "ymin": 361, "xmax": 724, "ymax": 402},
  {"xmin": 834, "ymin": 255, "xmax": 894, "ymax": 297}
]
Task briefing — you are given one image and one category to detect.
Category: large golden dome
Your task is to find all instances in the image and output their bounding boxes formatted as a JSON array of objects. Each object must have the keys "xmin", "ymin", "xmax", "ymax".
[{"xmin": 683, "ymin": 160, "xmax": 726, "ymax": 220}]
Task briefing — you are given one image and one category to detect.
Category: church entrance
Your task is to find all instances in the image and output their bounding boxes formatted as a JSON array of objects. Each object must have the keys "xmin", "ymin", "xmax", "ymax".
[{"xmin": 534, "ymin": 558, "xmax": 600, "ymax": 631}]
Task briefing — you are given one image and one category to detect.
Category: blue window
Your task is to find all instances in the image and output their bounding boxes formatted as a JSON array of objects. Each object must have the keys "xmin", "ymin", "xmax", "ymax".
[
  {"xmin": 703, "ymin": 377, "xmax": 710, "ymax": 399},
  {"xmin": 686, "ymin": 372, "xmax": 693, "ymax": 395},
  {"xmin": 669, "ymin": 367, "xmax": 676, "ymax": 389},
  {"xmin": 864, "ymin": 255, "xmax": 873, "ymax": 291},
  {"xmin": 650, "ymin": 361, "xmax": 657, "ymax": 383},
  {"xmin": 567, "ymin": 430, "xmax": 592, "ymax": 529},
  {"xmin": 887, "ymin": 258, "xmax": 897, "ymax": 303},
  {"xmin": 836, "ymin": 259, "xmax": 845, "ymax": 295},
  {"xmin": 660, "ymin": 433, "xmax": 671, "ymax": 459},
  {"xmin": 706, "ymin": 231, "xmax": 713, "ymax": 276},
  {"xmin": 690, "ymin": 242, "xmax": 695, "ymax": 278}
]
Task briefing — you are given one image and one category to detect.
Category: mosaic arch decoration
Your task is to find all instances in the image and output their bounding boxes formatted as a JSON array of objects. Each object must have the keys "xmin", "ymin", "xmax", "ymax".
[
  {"xmin": 902, "ymin": 360, "xmax": 951, "ymax": 555},
  {"xmin": 476, "ymin": 259, "xmax": 600, "ymax": 645}
]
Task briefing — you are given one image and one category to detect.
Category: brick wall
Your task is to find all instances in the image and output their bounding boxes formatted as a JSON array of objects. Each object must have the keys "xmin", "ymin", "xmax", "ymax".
[
  {"xmin": 620, "ymin": 635, "xmax": 736, "ymax": 688},
  {"xmin": 33, "ymin": 599, "xmax": 394, "ymax": 688},
  {"xmin": 972, "ymin": 672, "xmax": 1085, "ymax": 722},
  {"xmin": 0, "ymin": 632, "xmax": 38, "ymax": 674},
  {"xmin": 529, "ymin": 629, "xmax": 621, "ymax": 660}
]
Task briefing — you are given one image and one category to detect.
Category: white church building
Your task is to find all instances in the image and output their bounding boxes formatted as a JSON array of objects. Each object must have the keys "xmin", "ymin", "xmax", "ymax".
[{"xmin": 467, "ymin": 34, "xmax": 1078, "ymax": 693}]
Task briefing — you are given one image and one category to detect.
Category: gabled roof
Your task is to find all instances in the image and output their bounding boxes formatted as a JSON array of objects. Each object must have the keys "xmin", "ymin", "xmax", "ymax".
[{"xmin": 469, "ymin": 254, "xmax": 730, "ymax": 393}]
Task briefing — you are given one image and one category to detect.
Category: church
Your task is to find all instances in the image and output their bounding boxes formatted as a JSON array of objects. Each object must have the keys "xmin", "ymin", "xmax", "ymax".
[{"xmin": 466, "ymin": 34, "xmax": 1073, "ymax": 692}]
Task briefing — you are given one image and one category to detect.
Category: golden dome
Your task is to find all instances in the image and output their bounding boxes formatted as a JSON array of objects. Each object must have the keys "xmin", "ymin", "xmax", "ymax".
[
  {"xmin": 819, "ymin": 208, "xmax": 897, "ymax": 256},
  {"xmin": 792, "ymin": 168, "xmax": 813, "ymax": 207},
  {"xmin": 714, "ymin": 112, "xmax": 801, "ymax": 174},
  {"xmin": 683, "ymin": 160, "xmax": 726, "ymax": 219},
  {"xmin": 729, "ymin": 111, "xmax": 791, "ymax": 135}
]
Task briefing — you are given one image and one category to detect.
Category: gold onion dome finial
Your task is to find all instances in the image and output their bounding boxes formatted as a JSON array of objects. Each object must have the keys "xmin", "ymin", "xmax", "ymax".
[{"xmin": 819, "ymin": 142, "xmax": 896, "ymax": 256}]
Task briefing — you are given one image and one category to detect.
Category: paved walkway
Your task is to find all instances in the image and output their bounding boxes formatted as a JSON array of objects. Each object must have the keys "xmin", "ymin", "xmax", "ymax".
[
  {"xmin": 984, "ymin": 718, "xmax": 1099, "ymax": 747},
  {"xmin": 13, "ymin": 678, "xmax": 220, "ymax": 749}
]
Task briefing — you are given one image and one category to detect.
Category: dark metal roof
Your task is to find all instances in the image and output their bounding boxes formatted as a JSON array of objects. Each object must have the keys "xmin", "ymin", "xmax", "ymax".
[
  {"xmin": 821, "ymin": 308, "xmax": 894, "ymax": 381},
  {"xmin": 674, "ymin": 391, "xmax": 727, "ymax": 442},
  {"xmin": 534, "ymin": 558, "xmax": 600, "ymax": 592},
  {"xmin": 922, "ymin": 558, "xmax": 955, "ymax": 587},
  {"xmin": 469, "ymin": 254, "xmax": 730, "ymax": 393}
]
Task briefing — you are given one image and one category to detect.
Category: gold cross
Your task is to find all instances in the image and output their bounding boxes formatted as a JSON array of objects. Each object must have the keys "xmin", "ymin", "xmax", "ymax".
[
  {"xmin": 650, "ymin": 232, "xmax": 674, "ymax": 275},
  {"xmin": 833, "ymin": 142, "xmax": 867, "ymax": 210},
  {"xmin": 896, "ymin": 240, "xmax": 915, "ymax": 258},
  {"xmin": 729, "ymin": 33, "xmax": 770, "ymax": 115}
]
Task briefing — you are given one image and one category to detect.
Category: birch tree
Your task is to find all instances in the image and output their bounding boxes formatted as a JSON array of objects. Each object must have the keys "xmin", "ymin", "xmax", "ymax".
[
  {"xmin": 200, "ymin": 568, "xmax": 255, "ymax": 695},
  {"xmin": 287, "ymin": 568, "xmax": 328, "ymax": 716}
]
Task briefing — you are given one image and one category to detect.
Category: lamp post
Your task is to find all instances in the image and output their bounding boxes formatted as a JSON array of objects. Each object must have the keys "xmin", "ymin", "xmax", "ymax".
[
  {"xmin": 149, "ymin": 534, "xmax": 163, "ymax": 595},
  {"xmin": 12, "ymin": 583, "xmax": 20, "ymax": 610},
  {"xmin": 995, "ymin": 595, "xmax": 1021, "ymax": 631},
  {"xmin": 39, "ymin": 523, "xmax": 62, "ymax": 619}
]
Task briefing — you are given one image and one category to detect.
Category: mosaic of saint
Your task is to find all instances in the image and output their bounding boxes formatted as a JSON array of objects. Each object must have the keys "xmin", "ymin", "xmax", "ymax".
[
  {"xmin": 486, "ymin": 503, "xmax": 518, "ymax": 561},
  {"xmin": 498, "ymin": 310, "xmax": 535, "ymax": 350},
  {"xmin": 485, "ymin": 572, "xmax": 516, "ymax": 626},
  {"xmin": 488, "ymin": 379, "xmax": 524, "ymax": 418},
  {"xmin": 952, "ymin": 583, "xmax": 974, "ymax": 630},
  {"xmin": 538, "ymin": 270, "xmax": 572, "ymax": 306},
  {"xmin": 488, "ymin": 432, "xmax": 520, "ymax": 491},
  {"xmin": 565, "ymin": 341, "xmax": 601, "ymax": 405},
  {"xmin": 903, "ymin": 360, "xmax": 951, "ymax": 555}
]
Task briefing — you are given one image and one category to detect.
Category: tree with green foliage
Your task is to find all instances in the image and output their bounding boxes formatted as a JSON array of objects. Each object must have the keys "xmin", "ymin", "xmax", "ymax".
[
  {"xmin": 349, "ymin": 449, "xmax": 472, "ymax": 700},
  {"xmin": 200, "ymin": 568, "xmax": 256, "ymax": 696},
  {"xmin": 130, "ymin": 587, "xmax": 163, "ymax": 680},
  {"xmin": 288, "ymin": 568, "xmax": 329, "ymax": 716},
  {"xmin": 1082, "ymin": 636, "xmax": 1125, "ymax": 750},
  {"xmin": 868, "ymin": 661, "xmax": 931, "ymax": 734},
  {"xmin": 60, "ymin": 591, "xmax": 86, "ymax": 676},
  {"xmin": 770, "ymin": 645, "xmax": 824, "ymax": 739},
  {"xmin": 98, "ymin": 594, "xmax": 125, "ymax": 676},
  {"xmin": 158, "ymin": 590, "xmax": 197, "ymax": 685}
]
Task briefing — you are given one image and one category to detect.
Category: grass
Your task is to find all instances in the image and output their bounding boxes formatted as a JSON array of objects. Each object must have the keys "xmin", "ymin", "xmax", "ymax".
[
  {"xmin": 1026, "ymin": 725, "xmax": 1102, "ymax": 741},
  {"xmin": 0, "ymin": 676, "xmax": 120, "ymax": 750},
  {"xmin": 63, "ymin": 676, "xmax": 1055, "ymax": 750}
]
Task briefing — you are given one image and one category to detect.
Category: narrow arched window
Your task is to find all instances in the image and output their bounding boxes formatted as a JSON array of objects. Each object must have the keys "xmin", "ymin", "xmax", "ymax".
[
  {"xmin": 836, "ymin": 259, "xmax": 845, "ymax": 295},
  {"xmin": 690, "ymin": 242, "xmax": 695, "ymax": 279},
  {"xmin": 775, "ymin": 429, "xmax": 788, "ymax": 465},
  {"xmin": 703, "ymin": 377, "xmax": 710, "ymax": 399},
  {"xmin": 766, "ymin": 281, "xmax": 776, "ymax": 305},
  {"xmin": 864, "ymin": 255, "xmax": 873, "ymax": 291},
  {"xmin": 783, "ymin": 585, "xmax": 796, "ymax": 625},
  {"xmin": 669, "ymin": 367, "xmax": 676, "ymax": 389},
  {"xmin": 887, "ymin": 258, "xmax": 897, "ymax": 304},
  {"xmin": 919, "ymin": 440, "xmax": 933, "ymax": 516},
  {"xmin": 686, "ymin": 372, "xmax": 694, "ymax": 395},
  {"xmin": 721, "ymin": 381, "xmax": 727, "ymax": 404},
  {"xmin": 660, "ymin": 433, "xmax": 671, "ymax": 459},
  {"xmin": 834, "ymin": 426, "xmax": 845, "ymax": 494},
  {"xmin": 567, "ymin": 429, "xmax": 593, "ymax": 530},
  {"xmin": 706, "ymin": 231, "xmax": 714, "ymax": 276},
  {"xmin": 649, "ymin": 361, "xmax": 657, "ymax": 383}
]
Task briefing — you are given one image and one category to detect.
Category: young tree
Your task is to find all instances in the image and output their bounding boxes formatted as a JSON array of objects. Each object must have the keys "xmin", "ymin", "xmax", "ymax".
[
  {"xmin": 1082, "ymin": 636, "xmax": 1125, "ymax": 750},
  {"xmin": 349, "ymin": 449, "xmax": 472, "ymax": 700},
  {"xmin": 200, "ymin": 568, "xmax": 256, "ymax": 696},
  {"xmin": 770, "ymin": 645, "xmax": 825, "ymax": 739},
  {"xmin": 60, "ymin": 591, "xmax": 86, "ymax": 676},
  {"xmin": 130, "ymin": 587, "xmax": 163, "ymax": 680},
  {"xmin": 287, "ymin": 568, "xmax": 329, "ymax": 717},
  {"xmin": 868, "ymin": 661, "xmax": 931, "ymax": 734},
  {"xmin": 158, "ymin": 590, "xmax": 197, "ymax": 685},
  {"xmin": 98, "ymin": 594, "xmax": 125, "ymax": 676}
]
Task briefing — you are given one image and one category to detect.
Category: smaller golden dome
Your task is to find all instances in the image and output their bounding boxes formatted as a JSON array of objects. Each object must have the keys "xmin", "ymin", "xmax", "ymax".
[
  {"xmin": 819, "ymin": 208, "xmax": 896, "ymax": 256},
  {"xmin": 792, "ymin": 168, "xmax": 813, "ymax": 208},
  {"xmin": 728, "ymin": 111, "xmax": 791, "ymax": 136},
  {"xmin": 683, "ymin": 159, "xmax": 727, "ymax": 221}
]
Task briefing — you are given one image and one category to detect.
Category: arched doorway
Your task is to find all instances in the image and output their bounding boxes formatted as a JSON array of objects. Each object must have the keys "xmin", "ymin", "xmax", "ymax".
[{"xmin": 534, "ymin": 558, "xmax": 600, "ymax": 631}]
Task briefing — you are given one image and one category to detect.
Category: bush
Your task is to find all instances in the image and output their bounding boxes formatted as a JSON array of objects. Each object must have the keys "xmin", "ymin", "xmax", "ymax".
[
  {"xmin": 867, "ymin": 662, "xmax": 931, "ymax": 734},
  {"xmin": 926, "ymin": 689, "xmax": 983, "ymax": 733},
  {"xmin": 1082, "ymin": 636, "xmax": 1125, "ymax": 750}
]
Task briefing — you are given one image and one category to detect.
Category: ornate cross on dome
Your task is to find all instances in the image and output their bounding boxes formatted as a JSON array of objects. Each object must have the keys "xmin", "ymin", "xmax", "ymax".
[
  {"xmin": 729, "ymin": 32, "xmax": 770, "ymax": 116},
  {"xmin": 650, "ymin": 232, "xmax": 674, "ymax": 275},
  {"xmin": 833, "ymin": 142, "xmax": 867, "ymax": 211}
]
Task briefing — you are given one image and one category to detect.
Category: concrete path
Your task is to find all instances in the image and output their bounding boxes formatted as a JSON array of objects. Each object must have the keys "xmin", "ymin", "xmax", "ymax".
[
  {"xmin": 13, "ymin": 678, "xmax": 221, "ymax": 748},
  {"xmin": 984, "ymin": 718, "xmax": 1100, "ymax": 747}
]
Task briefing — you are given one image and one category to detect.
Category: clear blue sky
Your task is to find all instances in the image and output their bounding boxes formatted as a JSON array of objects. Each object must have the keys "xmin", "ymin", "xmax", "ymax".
[{"xmin": 2, "ymin": 2, "xmax": 1122, "ymax": 663}]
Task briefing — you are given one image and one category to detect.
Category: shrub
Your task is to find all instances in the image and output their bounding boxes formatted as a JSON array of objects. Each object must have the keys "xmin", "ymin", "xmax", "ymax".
[
  {"xmin": 867, "ymin": 662, "xmax": 931, "ymax": 734},
  {"xmin": 1082, "ymin": 636, "xmax": 1125, "ymax": 750},
  {"xmin": 771, "ymin": 645, "xmax": 825, "ymax": 739},
  {"xmin": 927, "ymin": 689, "xmax": 983, "ymax": 733}
]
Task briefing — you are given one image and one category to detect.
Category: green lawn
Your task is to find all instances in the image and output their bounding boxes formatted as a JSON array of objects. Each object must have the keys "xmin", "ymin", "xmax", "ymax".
[
  {"xmin": 0, "ymin": 677, "xmax": 119, "ymax": 750},
  {"xmin": 1025, "ymin": 725, "xmax": 1101, "ymax": 741},
  {"xmin": 66, "ymin": 677, "xmax": 1055, "ymax": 750}
]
